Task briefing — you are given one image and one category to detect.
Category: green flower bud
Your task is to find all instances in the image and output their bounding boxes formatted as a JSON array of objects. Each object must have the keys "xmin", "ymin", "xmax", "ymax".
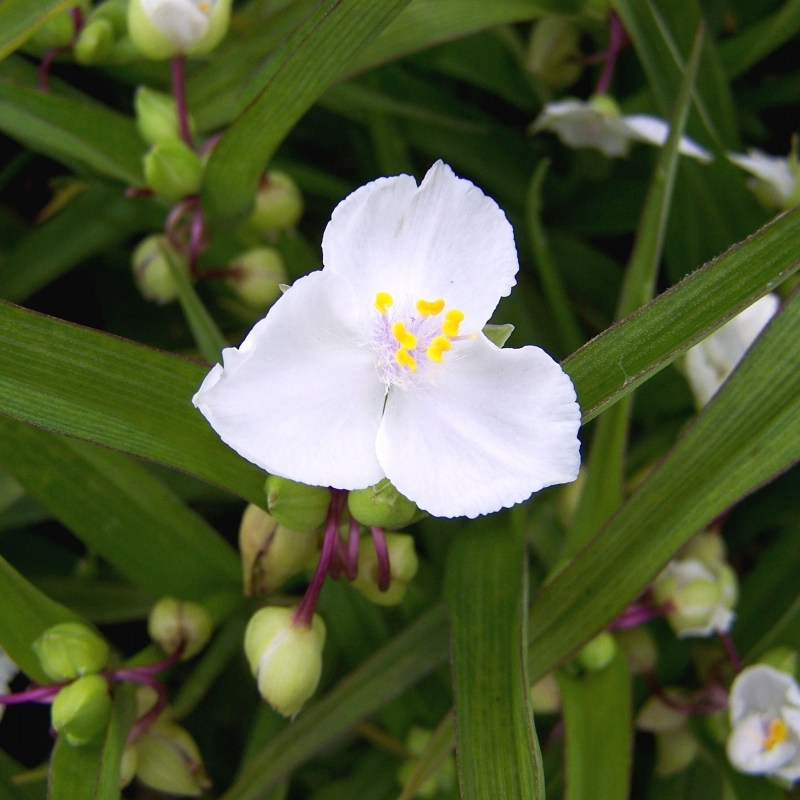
[
  {"xmin": 615, "ymin": 626, "xmax": 658, "ymax": 675},
  {"xmin": 758, "ymin": 646, "xmax": 799, "ymax": 677},
  {"xmin": 680, "ymin": 529, "xmax": 726, "ymax": 567},
  {"xmin": 89, "ymin": 0, "xmax": 130, "ymax": 34},
  {"xmin": 135, "ymin": 87, "xmax": 193, "ymax": 146},
  {"xmin": 27, "ymin": 2, "xmax": 90, "ymax": 51},
  {"xmin": 120, "ymin": 744, "xmax": 139, "ymax": 789},
  {"xmin": 131, "ymin": 234, "xmax": 189, "ymax": 305},
  {"xmin": 143, "ymin": 140, "xmax": 203, "ymax": 203},
  {"xmin": 526, "ymin": 15, "xmax": 583, "ymax": 90},
  {"xmin": 347, "ymin": 479, "xmax": 418, "ymax": 530},
  {"xmin": 589, "ymin": 93, "xmax": 621, "ymax": 118},
  {"xmin": 33, "ymin": 622, "xmax": 110, "ymax": 682},
  {"xmin": 248, "ymin": 171, "xmax": 304, "ymax": 233},
  {"xmin": 655, "ymin": 728, "xmax": 698, "ymax": 777},
  {"xmin": 636, "ymin": 693, "xmax": 688, "ymax": 734},
  {"xmin": 51, "ymin": 674, "xmax": 112, "ymax": 747},
  {"xmin": 352, "ymin": 533, "xmax": 419, "ymax": 607},
  {"xmin": 397, "ymin": 726, "xmax": 457, "ymax": 797},
  {"xmin": 265, "ymin": 476, "xmax": 330, "ymax": 532},
  {"xmin": 529, "ymin": 672, "xmax": 561, "ymax": 714},
  {"xmin": 148, "ymin": 597, "xmax": 213, "ymax": 660},
  {"xmin": 227, "ymin": 247, "xmax": 287, "ymax": 310},
  {"xmin": 74, "ymin": 19, "xmax": 116, "ymax": 65},
  {"xmin": 577, "ymin": 632, "xmax": 616, "ymax": 672},
  {"xmin": 128, "ymin": 0, "xmax": 232, "ymax": 60},
  {"xmin": 135, "ymin": 719, "xmax": 210, "ymax": 796},
  {"xmin": 244, "ymin": 606, "xmax": 326, "ymax": 717},
  {"xmin": 239, "ymin": 503, "xmax": 319, "ymax": 596}
]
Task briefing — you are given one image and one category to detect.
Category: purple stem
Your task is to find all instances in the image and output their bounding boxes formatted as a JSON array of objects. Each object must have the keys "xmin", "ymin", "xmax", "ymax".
[
  {"xmin": 293, "ymin": 491, "xmax": 344, "ymax": 628},
  {"xmin": 345, "ymin": 513, "xmax": 360, "ymax": 581},
  {"xmin": 38, "ymin": 7, "xmax": 84, "ymax": 93},
  {"xmin": 189, "ymin": 202, "xmax": 205, "ymax": 276},
  {"xmin": 170, "ymin": 56, "xmax": 193, "ymax": 148},
  {"xmin": 111, "ymin": 641, "xmax": 185, "ymax": 683},
  {"xmin": 595, "ymin": 11, "xmax": 626, "ymax": 96},
  {"xmin": 0, "ymin": 684, "xmax": 63, "ymax": 705},
  {"xmin": 608, "ymin": 602, "xmax": 670, "ymax": 631},
  {"xmin": 370, "ymin": 527, "xmax": 391, "ymax": 592},
  {"xmin": 718, "ymin": 631, "xmax": 743, "ymax": 674}
]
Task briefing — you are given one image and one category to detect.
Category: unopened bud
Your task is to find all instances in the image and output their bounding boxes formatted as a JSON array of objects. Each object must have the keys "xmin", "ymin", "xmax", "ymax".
[
  {"xmin": 352, "ymin": 533, "xmax": 419, "ymax": 607},
  {"xmin": 655, "ymin": 728, "xmax": 698, "ymax": 776},
  {"xmin": 135, "ymin": 719, "xmax": 210, "ymax": 796},
  {"xmin": 681, "ymin": 529, "xmax": 726, "ymax": 567},
  {"xmin": 239, "ymin": 504, "xmax": 318, "ymax": 596},
  {"xmin": 74, "ymin": 19, "xmax": 116, "ymax": 64},
  {"xmin": 397, "ymin": 727, "xmax": 457, "ymax": 797},
  {"xmin": 143, "ymin": 140, "xmax": 203, "ymax": 202},
  {"xmin": 265, "ymin": 476, "xmax": 330, "ymax": 532},
  {"xmin": 636, "ymin": 694, "xmax": 688, "ymax": 734},
  {"xmin": 244, "ymin": 607, "xmax": 326, "ymax": 717},
  {"xmin": 120, "ymin": 744, "xmax": 139, "ymax": 788},
  {"xmin": 526, "ymin": 15, "xmax": 583, "ymax": 89},
  {"xmin": 577, "ymin": 631, "xmax": 616, "ymax": 672},
  {"xmin": 148, "ymin": 597, "xmax": 213, "ymax": 660},
  {"xmin": 530, "ymin": 672, "xmax": 561, "ymax": 714},
  {"xmin": 27, "ymin": 3, "xmax": 89, "ymax": 51},
  {"xmin": 249, "ymin": 171, "xmax": 304, "ymax": 233},
  {"xmin": 227, "ymin": 247, "xmax": 287, "ymax": 310},
  {"xmin": 33, "ymin": 622, "xmax": 109, "ymax": 682},
  {"xmin": 348, "ymin": 480, "xmax": 418, "ymax": 530},
  {"xmin": 51, "ymin": 674, "xmax": 112, "ymax": 746},
  {"xmin": 131, "ymin": 234, "xmax": 189, "ymax": 304},
  {"xmin": 589, "ymin": 93, "xmax": 621, "ymax": 118},
  {"xmin": 135, "ymin": 87, "xmax": 193, "ymax": 146},
  {"xmin": 615, "ymin": 627, "xmax": 658, "ymax": 675},
  {"xmin": 758, "ymin": 646, "xmax": 799, "ymax": 677}
]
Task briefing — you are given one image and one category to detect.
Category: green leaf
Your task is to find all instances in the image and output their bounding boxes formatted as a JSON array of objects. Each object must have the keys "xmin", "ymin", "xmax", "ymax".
[
  {"xmin": 445, "ymin": 519, "xmax": 543, "ymax": 800},
  {"xmin": 396, "ymin": 711, "xmax": 455, "ymax": 800},
  {"xmin": 202, "ymin": 0, "xmax": 413, "ymax": 221},
  {"xmin": 0, "ymin": 417, "xmax": 241, "ymax": 601},
  {"xmin": 557, "ymin": 651, "xmax": 632, "ymax": 800},
  {"xmin": 0, "ymin": 749, "xmax": 44, "ymax": 800},
  {"xmin": 0, "ymin": 300, "xmax": 266, "ymax": 505},
  {"xmin": 94, "ymin": 684, "xmax": 137, "ymax": 800},
  {"xmin": 0, "ymin": 78, "xmax": 145, "ymax": 185},
  {"xmin": 0, "ymin": 0, "xmax": 70, "ymax": 62},
  {"xmin": 529, "ymin": 284, "xmax": 800, "ymax": 683},
  {"xmin": 32, "ymin": 579, "xmax": 156, "ymax": 625},
  {"xmin": 222, "ymin": 604, "xmax": 449, "ymax": 800}
]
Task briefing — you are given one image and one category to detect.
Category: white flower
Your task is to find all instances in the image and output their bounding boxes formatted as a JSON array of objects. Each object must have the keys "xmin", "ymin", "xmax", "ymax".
[
  {"xmin": 727, "ymin": 149, "xmax": 800, "ymax": 210},
  {"xmin": 531, "ymin": 95, "xmax": 713, "ymax": 162},
  {"xmin": 684, "ymin": 294, "xmax": 780, "ymax": 407},
  {"xmin": 193, "ymin": 162, "xmax": 582, "ymax": 519},
  {"xmin": 0, "ymin": 648, "xmax": 19, "ymax": 722},
  {"xmin": 128, "ymin": 0, "xmax": 232, "ymax": 60},
  {"xmin": 727, "ymin": 665, "xmax": 800, "ymax": 782}
]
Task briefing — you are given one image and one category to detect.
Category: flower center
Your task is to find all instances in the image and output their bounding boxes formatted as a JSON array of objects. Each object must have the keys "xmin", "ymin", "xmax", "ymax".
[
  {"xmin": 764, "ymin": 718, "xmax": 789, "ymax": 751},
  {"xmin": 371, "ymin": 292, "xmax": 468, "ymax": 387}
]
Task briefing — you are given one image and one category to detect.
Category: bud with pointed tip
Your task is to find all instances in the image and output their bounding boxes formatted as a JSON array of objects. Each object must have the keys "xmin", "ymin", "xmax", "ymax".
[
  {"xmin": 33, "ymin": 622, "xmax": 110, "ymax": 682},
  {"xmin": 348, "ymin": 480, "xmax": 418, "ymax": 530},
  {"xmin": 577, "ymin": 631, "xmax": 616, "ymax": 672},
  {"xmin": 526, "ymin": 15, "xmax": 583, "ymax": 89},
  {"xmin": 143, "ymin": 139, "xmax": 203, "ymax": 202},
  {"xmin": 244, "ymin": 606, "xmax": 326, "ymax": 717},
  {"xmin": 148, "ymin": 597, "xmax": 213, "ymax": 660},
  {"xmin": 135, "ymin": 719, "xmax": 210, "ymax": 796},
  {"xmin": 135, "ymin": 86, "xmax": 193, "ymax": 145},
  {"xmin": 758, "ymin": 647, "xmax": 799, "ymax": 677},
  {"xmin": 249, "ymin": 171, "xmax": 304, "ymax": 233},
  {"xmin": 615, "ymin": 626, "xmax": 658, "ymax": 675},
  {"xmin": 227, "ymin": 247, "xmax": 287, "ymax": 310},
  {"xmin": 74, "ymin": 19, "xmax": 116, "ymax": 64},
  {"xmin": 131, "ymin": 235, "xmax": 190, "ymax": 304},
  {"xmin": 52, "ymin": 674, "xmax": 112, "ymax": 746},
  {"xmin": 352, "ymin": 533, "xmax": 419, "ymax": 607},
  {"xmin": 239, "ymin": 504, "xmax": 319, "ymax": 596},
  {"xmin": 530, "ymin": 672, "xmax": 561, "ymax": 714},
  {"xmin": 265, "ymin": 476, "xmax": 330, "ymax": 532}
]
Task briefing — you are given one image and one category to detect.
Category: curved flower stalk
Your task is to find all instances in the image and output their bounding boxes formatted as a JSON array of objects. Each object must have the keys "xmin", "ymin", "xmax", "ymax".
[
  {"xmin": 727, "ymin": 665, "xmax": 800, "ymax": 782},
  {"xmin": 194, "ymin": 162, "xmax": 581, "ymax": 519},
  {"xmin": 684, "ymin": 294, "xmax": 780, "ymax": 408},
  {"xmin": 727, "ymin": 148, "xmax": 800, "ymax": 210},
  {"xmin": 531, "ymin": 96, "xmax": 713, "ymax": 162}
]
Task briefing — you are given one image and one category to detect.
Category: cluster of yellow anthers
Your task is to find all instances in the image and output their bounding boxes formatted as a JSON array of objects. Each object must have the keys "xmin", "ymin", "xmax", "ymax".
[
  {"xmin": 764, "ymin": 719, "xmax": 789, "ymax": 752},
  {"xmin": 374, "ymin": 292, "xmax": 465, "ymax": 372}
]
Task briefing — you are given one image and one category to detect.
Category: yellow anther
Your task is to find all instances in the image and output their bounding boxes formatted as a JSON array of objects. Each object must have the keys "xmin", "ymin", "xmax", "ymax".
[
  {"xmin": 374, "ymin": 292, "xmax": 394, "ymax": 315},
  {"xmin": 442, "ymin": 308, "xmax": 465, "ymax": 338},
  {"xmin": 395, "ymin": 348, "xmax": 417, "ymax": 372},
  {"xmin": 198, "ymin": 0, "xmax": 210, "ymax": 10},
  {"xmin": 427, "ymin": 336, "xmax": 452, "ymax": 363},
  {"xmin": 391, "ymin": 321, "xmax": 417, "ymax": 350},
  {"xmin": 765, "ymin": 719, "xmax": 789, "ymax": 751},
  {"xmin": 416, "ymin": 298, "xmax": 445, "ymax": 316}
]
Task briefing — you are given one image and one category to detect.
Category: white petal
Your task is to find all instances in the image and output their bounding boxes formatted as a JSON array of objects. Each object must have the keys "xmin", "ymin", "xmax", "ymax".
[
  {"xmin": 193, "ymin": 271, "xmax": 386, "ymax": 490},
  {"xmin": 142, "ymin": 0, "xmax": 209, "ymax": 49},
  {"xmin": 728, "ymin": 714, "xmax": 799, "ymax": 774},
  {"xmin": 533, "ymin": 99, "xmax": 630, "ymax": 157},
  {"xmin": 728, "ymin": 150, "xmax": 796, "ymax": 206},
  {"xmin": 621, "ymin": 115, "xmax": 713, "ymax": 163},
  {"xmin": 321, "ymin": 161, "xmax": 518, "ymax": 332},
  {"xmin": 375, "ymin": 335, "xmax": 581, "ymax": 518},
  {"xmin": 730, "ymin": 666, "xmax": 800, "ymax": 723}
]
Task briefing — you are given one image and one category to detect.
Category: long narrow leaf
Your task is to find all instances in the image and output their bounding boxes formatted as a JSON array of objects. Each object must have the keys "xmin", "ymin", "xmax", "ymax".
[{"xmin": 0, "ymin": 0, "xmax": 70, "ymax": 61}]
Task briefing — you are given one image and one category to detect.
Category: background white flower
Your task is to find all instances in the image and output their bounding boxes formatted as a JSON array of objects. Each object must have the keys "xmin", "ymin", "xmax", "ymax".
[
  {"xmin": 0, "ymin": 648, "xmax": 19, "ymax": 722},
  {"xmin": 728, "ymin": 149, "xmax": 799, "ymax": 210},
  {"xmin": 194, "ymin": 162, "xmax": 581, "ymax": 519},
  {"xmin": 684, "ymin": 294, "xmax": 780, "ymax": 408},
  {"xmin": 727, "ymin": 665, "xmax": 800, "ymax": 782},
  {"xmin": 532, "ymin": 96, "xmax": 713, "ymax": 162}
]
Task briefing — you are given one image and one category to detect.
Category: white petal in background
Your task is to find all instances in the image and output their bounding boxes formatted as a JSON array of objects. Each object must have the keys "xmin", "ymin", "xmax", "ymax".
[
  {"xmin": 532, "ymin": 99, "xmax": 631, "ymax": 157},
  {"xmin": 620, "ymin": 115, "xmax": 713, "ymax": 163},
  {"xmin": 728, "ymin": 149, "xmax": 797, "ymax": 208},
  {"xmin": 375, "ymin": 335, "xmax": 581, "ymax": 518}
]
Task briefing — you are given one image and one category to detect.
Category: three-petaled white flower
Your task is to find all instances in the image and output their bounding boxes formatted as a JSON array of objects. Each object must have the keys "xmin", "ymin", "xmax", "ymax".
[
  {"xmin": 531, "ymin": 95, "xmax": 713, "ymax": 162},
  {"xmin": 684, "ymin": 294, "xmax": 779, "ymax": 408},
  {"xmin": 194, "ymin": 162, "xmax": 582, "ymax": 519},
  {"xmin": 728, "ymin": 149, "xmax": 800, "ymax": 210},
  {"xmin": 727, "ymin": 665, "xmax": 800, "ymax": 782},
  {"xmin": 128, "ymin": 0, "xmax": 232, "ymax": 60}
]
